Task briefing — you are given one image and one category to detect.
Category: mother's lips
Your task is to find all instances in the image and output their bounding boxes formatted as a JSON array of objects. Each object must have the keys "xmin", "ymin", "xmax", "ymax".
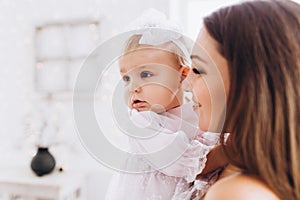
[{"xmin": 192, "ymin": 102, "xmax": 202, "ymax": 110}]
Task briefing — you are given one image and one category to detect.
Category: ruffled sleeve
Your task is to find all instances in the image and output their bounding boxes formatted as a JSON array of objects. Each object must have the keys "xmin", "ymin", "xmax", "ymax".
[
  {"xmin": 128, "ymin": 107, "xmax": 221, "ymax": 182},
  {"xmin": 160, "ymin": 131, "xmax": 220, "ymax": 182},
  {"xmin": 129, "ymin": 109, "xmax": 182, "ymax": 134}
]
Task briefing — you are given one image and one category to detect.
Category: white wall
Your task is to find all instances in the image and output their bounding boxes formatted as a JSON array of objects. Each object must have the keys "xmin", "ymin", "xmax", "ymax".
[
  {"xmin": 0, "ymin": 0, "xmax": 170, "ymax": 151},
  {"xmin": 172, "ymin": 0, "xmax": 300, "ymax": 40}
]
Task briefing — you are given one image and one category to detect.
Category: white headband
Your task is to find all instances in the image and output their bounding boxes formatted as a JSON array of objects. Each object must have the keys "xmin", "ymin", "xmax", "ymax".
[{"xmin": 125, "ymin": 8, "xmax": 191, "ymax": 63}]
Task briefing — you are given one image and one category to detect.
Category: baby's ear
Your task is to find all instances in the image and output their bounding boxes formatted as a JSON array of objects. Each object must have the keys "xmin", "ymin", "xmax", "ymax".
[{"xmin": 180, "ymin": 65, "xmax": 190, "ymax": 82}]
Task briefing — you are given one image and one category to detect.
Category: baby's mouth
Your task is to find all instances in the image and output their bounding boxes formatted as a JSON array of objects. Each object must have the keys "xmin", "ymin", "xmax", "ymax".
[{"xmin": 132, "ymin": 99, "xmax": 147, "ymax": 109}]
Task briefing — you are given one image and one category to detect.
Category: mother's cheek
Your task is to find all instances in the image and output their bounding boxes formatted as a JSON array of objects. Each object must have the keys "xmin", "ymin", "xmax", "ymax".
[
  {"xmin": 205, "ymin": 80, "xmax": 227, "ymax": 132},
  {"xmin": 198, "ymin": 105, "xmax": 212, "ymax": 132},
  {"xmin": 194, "ymin": 83, "xmax": 212, "ymax": 131}
]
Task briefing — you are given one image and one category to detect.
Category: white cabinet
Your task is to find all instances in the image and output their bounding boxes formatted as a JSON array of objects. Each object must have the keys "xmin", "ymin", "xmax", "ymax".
[{"xmin": 0, "ymin": 165, "xmax": 86, "ymax": 200}]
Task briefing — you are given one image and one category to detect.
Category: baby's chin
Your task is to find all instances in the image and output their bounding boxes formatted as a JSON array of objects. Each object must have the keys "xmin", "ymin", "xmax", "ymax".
[
  {"xmin": 134, "ymin": 107, "xmax": 150, "ymax": 112},
  {"xmin": 131, "ymin": 104, "xmax": 166, "ymax": 114},
  {"xmin": 149, "ymin": 104, "xmax": 166, "ymax": 114}
]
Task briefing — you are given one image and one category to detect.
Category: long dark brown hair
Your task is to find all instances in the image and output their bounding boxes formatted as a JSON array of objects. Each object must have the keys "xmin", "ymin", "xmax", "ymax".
[{"xmin": 204, "ymin": 0, "xmax": 300, "ymax": 199}]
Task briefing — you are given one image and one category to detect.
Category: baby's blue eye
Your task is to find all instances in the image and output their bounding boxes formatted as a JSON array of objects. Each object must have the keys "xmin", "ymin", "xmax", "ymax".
[
  {"xmin": 192, "ymin": 68, "xmax": 206, "ymax": 75},
  {"xmin": 122, "ymin": 75, "xmax": 130, "ymax": 82},
  {"xmin": 140, "ymin": 71, "xmax": 153, "ymax": 78}
]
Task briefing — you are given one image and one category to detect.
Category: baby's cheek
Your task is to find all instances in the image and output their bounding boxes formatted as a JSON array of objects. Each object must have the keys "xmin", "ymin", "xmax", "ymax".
[
  {"xmin": 142, "ymin": 84, "xmax": 177, "ymax": 111},
  {"xmin": 153, "ymin": 72, "xmax": 180, "ymax": 90},
  {"xmin": 123, "ymin": 90, "xmax": 131, "ymax": 106}
]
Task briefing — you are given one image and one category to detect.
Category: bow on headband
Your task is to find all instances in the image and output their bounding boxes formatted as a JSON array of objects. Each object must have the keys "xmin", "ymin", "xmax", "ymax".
[{"xmin": 125, "ymin": 8, "xmax": 191, "ymax": 61}]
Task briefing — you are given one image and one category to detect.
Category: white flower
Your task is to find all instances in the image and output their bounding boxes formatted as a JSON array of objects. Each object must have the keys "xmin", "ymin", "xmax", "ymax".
[{"xmin": 26, "ymin": 98, "xmax": 62, "ymax": 147}]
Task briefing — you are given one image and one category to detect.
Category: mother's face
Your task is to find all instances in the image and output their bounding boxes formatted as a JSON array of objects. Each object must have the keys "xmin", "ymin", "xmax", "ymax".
[{"xmin": 185, "ymin": 28, "xmax": 230, "ymax": 132}]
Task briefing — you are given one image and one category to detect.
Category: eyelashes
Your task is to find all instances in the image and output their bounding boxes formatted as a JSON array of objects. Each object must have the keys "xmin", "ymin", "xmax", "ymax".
[
  {"xmin": 192, "ymin": 68, "xmax": 206, "ymax": 75},
  {"xmin": 122, "ymin": 71, "xmax": 154, "ymax": 83},
  {"xmin": 140, "ymin": 71, "xmax": 154, "ymax": 78},
  {"xmin": 122, "ymin": 75, "xmax": 130, "ymax": 82}
]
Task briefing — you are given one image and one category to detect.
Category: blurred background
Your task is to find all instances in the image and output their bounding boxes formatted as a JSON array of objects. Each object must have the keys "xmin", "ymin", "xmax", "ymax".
[{"xmin": 0, "ymin": 0, "xmax": 299, "ymax": 199}]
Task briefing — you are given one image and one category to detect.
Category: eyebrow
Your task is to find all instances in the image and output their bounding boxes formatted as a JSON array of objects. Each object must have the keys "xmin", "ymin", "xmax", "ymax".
[
  {"xmin": 190, "ymin": 55, "xmax": 208, "ymax": 64},
  {"xmin": 120, "ymin": 65, "xmax": 149, "ymax": 74}
]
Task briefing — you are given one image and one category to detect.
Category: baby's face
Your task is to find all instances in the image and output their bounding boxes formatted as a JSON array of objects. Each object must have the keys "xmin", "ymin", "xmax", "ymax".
[{"xmin": 119, "ymin": 48, "xmax": 183, "ymax": 113}]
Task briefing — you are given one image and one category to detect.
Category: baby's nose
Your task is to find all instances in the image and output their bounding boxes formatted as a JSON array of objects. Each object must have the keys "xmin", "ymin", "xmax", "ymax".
[{"xmin": 129, "ymin": 80, "xmax": 142, "ymax": 93}]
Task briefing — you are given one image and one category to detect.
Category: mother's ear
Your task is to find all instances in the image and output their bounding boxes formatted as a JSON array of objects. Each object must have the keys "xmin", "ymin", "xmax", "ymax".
[{"xmin": 179, "ymin": 65, "xmax": 190, "ymax": 83}]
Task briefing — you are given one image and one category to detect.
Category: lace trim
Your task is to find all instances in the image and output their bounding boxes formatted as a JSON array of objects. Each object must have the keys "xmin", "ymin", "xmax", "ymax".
[{"xmin": 172, "ymin": 167, "xmax": 224, "ymax": 200}]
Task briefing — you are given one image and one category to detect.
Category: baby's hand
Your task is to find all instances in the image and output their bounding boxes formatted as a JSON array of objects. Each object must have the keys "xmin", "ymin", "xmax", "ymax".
[{"xmin": 185, "ymin": 96, "xmax": 191, "ymax": 102}]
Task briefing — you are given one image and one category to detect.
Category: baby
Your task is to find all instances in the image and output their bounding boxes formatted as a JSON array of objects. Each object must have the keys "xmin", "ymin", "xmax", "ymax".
[{"xmin": 105, "ymin": 9, "xmax": 221, "ymax": 200}]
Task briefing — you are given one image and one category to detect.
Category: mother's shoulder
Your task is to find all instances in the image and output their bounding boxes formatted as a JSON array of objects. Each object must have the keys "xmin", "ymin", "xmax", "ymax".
[{"xmin": 204, "ymin": 173, "xmax": 279, "ymax": 200}]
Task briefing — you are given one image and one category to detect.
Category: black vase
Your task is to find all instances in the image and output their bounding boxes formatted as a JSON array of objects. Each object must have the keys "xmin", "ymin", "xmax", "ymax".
[{"xmin": 30, "ymin": 147, "xmax": 56, "ymax": 176}]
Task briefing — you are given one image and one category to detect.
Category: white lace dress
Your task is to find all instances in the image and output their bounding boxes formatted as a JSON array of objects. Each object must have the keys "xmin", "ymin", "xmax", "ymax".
[{"xmin": 105, "ymin": 102, "xmax": 220, "ymax": 200}]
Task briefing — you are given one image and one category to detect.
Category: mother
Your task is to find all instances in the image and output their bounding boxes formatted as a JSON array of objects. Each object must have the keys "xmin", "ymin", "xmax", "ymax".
[{"xmin": 187, "ymin": 0, "xmax": 300, "ymax": 199}]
